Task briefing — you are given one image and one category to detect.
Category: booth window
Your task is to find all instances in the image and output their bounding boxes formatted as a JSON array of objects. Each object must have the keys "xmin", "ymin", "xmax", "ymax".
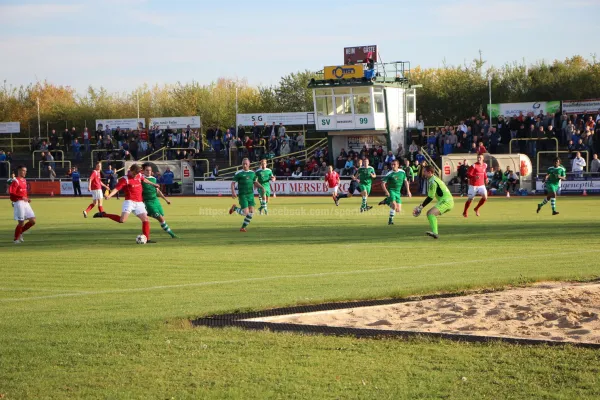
[
  {"xmin": 316, "ymin": 96, "xmax": 334, "ymax": 116},
  {"xmin": 374, "ymin": 91, "xmax": 385, "ymax": 113},
  {"xmin": 335, "ymin": 96, "xmax": 353, "ymax": 114},
  {"xmin": 352, "ymin": 87, "xmax": 371, "ymax": 114}
]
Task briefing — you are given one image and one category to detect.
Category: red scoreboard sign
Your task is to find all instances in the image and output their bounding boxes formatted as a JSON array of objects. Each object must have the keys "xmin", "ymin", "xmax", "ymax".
[{"xmin": 343, "ymin": 45, "xmax": 377, "ymax": 64}]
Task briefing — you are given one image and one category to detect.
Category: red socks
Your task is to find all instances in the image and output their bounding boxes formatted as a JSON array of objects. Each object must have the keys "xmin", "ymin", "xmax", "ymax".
[
  {"xmin": 14, "ymin": 224, "xmax": 23, "ymax": 241},
  {"xmin": 85, "ymin": 203, "xmax": 95, "ymax": 213},
  {"xmin": 142, "ymin": 221, "xmax": 150, "ymax": 239},
  {"xmin": 22, "ymin": 221, "xmax": 35, "ymax": 233},
  {"xmin": 98, "ymin": 205, "xmax": 104, "ymax": 213},
  {"xmin": 463, "ymin": 199, "xmax": 472, "ymax": 213},
  {"xmin": 104, "ymin": 214, "xmax": 123, "ymax": 223},
  {"xmin": 475, "ymin": 198, "xmax": 487, "ymax": 211}
]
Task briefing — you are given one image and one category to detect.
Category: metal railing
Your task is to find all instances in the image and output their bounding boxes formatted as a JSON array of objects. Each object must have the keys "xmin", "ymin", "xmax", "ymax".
[
  {"xmin": 228, "ymin": 145, "xmax": 267, "ymax": 166},
  {"xmin": 138, "ymin": 146, "xmax": 167, "ymax": 162},
  {"xmin": 31, "ymin": 150, "xmax": 64, "ymax": 168},
  {"xmin": 38, "ymin": 160, "xmax": 71, "ymax": 178},
  {"xmin": 509, "ymin": 138, "xmax": 559, "ymax": 155},
  {"xmin": 217, "ymin": 138, "xmax": 328, "ymax": 179},
  {"xmin": 536, "ymin": 151, "xmax": 589, "ymax": 175},
  {"xmin": 419, "ymin": 146, "xmax": 442, "ymax": 177},
  {"xmin": 90, "ymin": 149, "xmax": 121, "ymax": 167}
]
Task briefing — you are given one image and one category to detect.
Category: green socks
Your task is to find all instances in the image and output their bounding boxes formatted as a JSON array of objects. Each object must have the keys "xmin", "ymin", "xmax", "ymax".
[
  {"xmin": 242, "ymin": 213, "xmax": 253, "ymax": 228},
  {"xmin": 539, "ymin": 199, "xmax": 548, "ymax": 208},
  {"xmin": 550, "ymin": 198, "xmax": 556, "ymax": 212},
  {"xmin": 361, "ymin": 196, "xmax": 367, "ymax": 209},
  {"xmin": 427, "ymin": 214, "xmax": 438, "ymax": 235},
  {"xmin": 389, "ymin": 208, "xmax": 395, "ymax": 224},
  {"xmin": 161, "ymin": 222, "xmax": 176, "ymax": 238}
]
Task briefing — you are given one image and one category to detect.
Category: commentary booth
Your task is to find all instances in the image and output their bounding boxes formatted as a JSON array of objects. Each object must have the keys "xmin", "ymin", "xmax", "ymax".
[{"xmin": 309, "ymin": 45, "xmax": 418, "ymax": 161}]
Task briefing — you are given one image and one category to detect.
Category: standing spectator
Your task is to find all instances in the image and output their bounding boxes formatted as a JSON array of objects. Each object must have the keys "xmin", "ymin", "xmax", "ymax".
[
  {"xmin": 0, "ymin": 150, "xmax": 6, "ymax": 178},
  {"xmin": 269, "ymin": 122, "xmax": 278, "ymax": 137},
  {"xmin": 278, "ymin": 123, "xmax": 286, "ymax": 138},
  {"xmin": 251, "ymin": 122, "xmax": 261, "ymax": 141},
  {"xmin": 72, "ymin": 138, "xmax": 82, "ymax": 162},
  {"xmin": 63, "ymin": 128, "xmax": 71, "ymax": 152},
  {"xmin": 408, "ymin": 140, "xmax": 419, "ymax": 161},
  {"xmin": 162, "ymin": 167, "xmax": 174, "ymax": 195},
  {"xmin": 416, "ymin": 115, "xmax": 425, "ymax": 131},
  {"xmin": 296, "ymin": 132, "xmax": 305, "ymax": 151},
  {"xmin": 139, "ymin": 129, "xmax": 148, "ymax": 155},
  {"xmin": 82, "ymin": 127, "xmax": 91, "ymax": 152},
  {"xmin": 46, "ymin": 165, "xmax": 57, "ymax": 182},
  {"xmin": 45, "ymin": 151, "xmax": 55, "ymax": 170},
  {"xmin": 71, "ymin": 166, "xmax": 81, "ymax": 196},
  {"xmin": 476, "ymin": 141, "xmax": 487, "ymax": 155},
  {"xmin": 384, "ymin": 151, "xmax": 395, "ymax": 167},
  {"xmin": 590, "ymin": 153, "xmax": 600, "ymax": 176},
  {"xmin": 572, "ymin": 151, "xmax": 586, "ymax": 177}
]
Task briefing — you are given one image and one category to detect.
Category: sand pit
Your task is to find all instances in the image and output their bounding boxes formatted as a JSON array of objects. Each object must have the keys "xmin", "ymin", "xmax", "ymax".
[{"xmin": 247, "ymin": 282, "xmax": 600, "ymax": 344}]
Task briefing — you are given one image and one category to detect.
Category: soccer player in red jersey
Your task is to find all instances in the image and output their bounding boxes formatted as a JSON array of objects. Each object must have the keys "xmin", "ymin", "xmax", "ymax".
[
  {"xmin": 324, "ymin": 166, "xmax": 341, "ymax": 206},
  {"xmin": 463, "ymin": 154, "xmax": 488, "ymax": 217},
  {"xmin": 94, "ymin": 164, "xmax": 160, "ymax": 242},
  {"xmin": 83, "ymin": 161, "xmax": 110, "ymax": 218},
  {"xmin": 9, "ymin": 165, "xmax": 36, "ymax": 244}
]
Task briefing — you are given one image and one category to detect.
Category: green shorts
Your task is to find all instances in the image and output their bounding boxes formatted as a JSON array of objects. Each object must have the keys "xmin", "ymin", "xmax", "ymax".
[
  {"xmin": 546, "ymin": 183, "xmax": 560, "ymax": 194},
  {"xmin": 359, "ymin": 183, "xmax": 372, "ymax": 195},
  {"xmin": 388, "ymin": 191, "xmax": 402, "ymax": 204},
  {"xmin": 434, "ymin": 197, "xmax": 454, "ymax": 215},
  {"xmin": 238, "ymin": 193, "xmax": 256, "ymax": 209},
  {"xmin": 145, "ymin": 200, "xmax": 164, "ymax": 218},
  {"xmin": 260, "ymin": 184, "xmax": 271, "ymax": 198}
]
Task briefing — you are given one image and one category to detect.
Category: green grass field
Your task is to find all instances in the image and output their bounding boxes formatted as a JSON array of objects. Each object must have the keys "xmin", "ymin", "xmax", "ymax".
[{"xmin": 1, "ymin": 195, "xmax": 600, "ymax": 399}]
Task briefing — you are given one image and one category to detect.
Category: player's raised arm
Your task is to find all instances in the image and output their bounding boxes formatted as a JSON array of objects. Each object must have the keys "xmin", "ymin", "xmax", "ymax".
[
  {"xmin": 142, "ymin": 176, "xmax": 160, "ymax": 188},
  {"xmin": 157, "ymin": 188, "xmax": 171, "ymax": 205}
]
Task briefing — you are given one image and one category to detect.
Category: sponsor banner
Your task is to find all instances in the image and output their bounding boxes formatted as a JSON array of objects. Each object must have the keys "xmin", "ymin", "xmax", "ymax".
[
  {"xmin": 343, "ymin": 45, "xmax": 377, "ymax": 64},
  {"xmin": 195, "ymin": 180, "xmax": 353, "ymax": 196},
  {"xmin": 28, "ymin": 181, "xmax": 60, "ymax": 195},
  {"xmin": 535, "ymin": 178, "xmax": 600, "ymax": 193},
  {"xmin": 487, "ymin": 101, "xmax": 561, "ymax": 119},
  {"xmin": 0, "ymin": 122, "xmax": 20, "ymax": 134},
  {"xmin": 60, "ymin": 180, "xmax": 92, "ymax": 196},
  {"xmin": 317, "ymin": 115, "xmax": 375, "ymax": 130},
  {"xmin": 562, "ymin": 99, "xmax": 600, "ymax": 114},
  {"xmin": 149, "ymin": 116, "xmax": 201, "ymax": 129},
  {"xmin": 323, "ymin": 64, "xmax": 365, "ymax": 80},
  {"xmin": 347, "ymin": 135, "xmax": 387, "ymax": 150},
  {"xmin": 236, "ymin": 112, "xmax": 313, "ymax": 127},
  {"xmin": 96, "ymin": 119, "xmax": 145, "ymax": 131}
]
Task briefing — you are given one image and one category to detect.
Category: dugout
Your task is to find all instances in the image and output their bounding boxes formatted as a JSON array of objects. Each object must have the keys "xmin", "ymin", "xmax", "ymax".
[{"xmin": 440, "ymin": 154, "xmax": 534, "ymax": 192}]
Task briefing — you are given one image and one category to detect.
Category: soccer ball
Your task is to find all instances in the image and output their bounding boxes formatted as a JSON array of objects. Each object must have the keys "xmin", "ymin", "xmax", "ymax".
[{"xmin": 136, "ymin": 234, "xmax": 147, "ymax": 244}]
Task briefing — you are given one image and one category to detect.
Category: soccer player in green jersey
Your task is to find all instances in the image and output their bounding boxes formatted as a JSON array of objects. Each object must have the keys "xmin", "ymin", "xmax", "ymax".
[
  {"xmin": 537, "ymin": 157, "xmax": 566, "ymax": 215},
  {"xmin": 357, "ymin": 158, "xmax": 377, "ymax": 212},
  {"xmin": 381, "ymin": 159, "xmax": 411, "ymax": 225},
  {"xmin": 142, "ymin": 163, "xmax": 178, "ymax": 238},
  {"xmin": 229, "ymin": 158, "xmax": 262, "ymax": 232},
  {"xmin": 413, "ymin": 165, "xmax": 454, "ymax": 239},
  {"xmin": 255, "ymin": 158, "xmax": 276, "ymax": 215}
]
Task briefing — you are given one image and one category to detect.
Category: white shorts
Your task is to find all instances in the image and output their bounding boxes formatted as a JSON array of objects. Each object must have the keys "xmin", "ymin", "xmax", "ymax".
[
  {"xmin": 91, "ymin": 189, "xmax": 103, "ymax": 201},
  {"xmin": 122, "ymin": 200, "xmax": 147, "ymax": 216},
  {"xmin": 328, "ymin": 185, "xmax": 339, "ymax": 195},
  {"xmin": 468, "ymin": 185, "xmax": 487, "ymax": 199},
  {"xmin": 13, "ymin": 200, "xmax": 35, "ymax": 221}
]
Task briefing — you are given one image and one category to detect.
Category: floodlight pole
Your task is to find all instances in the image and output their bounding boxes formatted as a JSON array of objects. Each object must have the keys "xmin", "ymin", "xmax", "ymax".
[
  {"xmin": 235, "ymin": 86, "xmax": 239, "ymax": 126},
  {"xmin": 488, "ymin": 76, "xmax": 492, "ymax": 120},
  {"xmin": 37, "ymin": 97, "xmax": 41, "ymax": 137}
]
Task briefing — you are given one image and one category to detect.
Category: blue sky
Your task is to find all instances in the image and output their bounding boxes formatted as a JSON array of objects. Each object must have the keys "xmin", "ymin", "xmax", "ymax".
[{"xmin": 1, "ymin": 0, "xmax": 599, "ymax": 94}]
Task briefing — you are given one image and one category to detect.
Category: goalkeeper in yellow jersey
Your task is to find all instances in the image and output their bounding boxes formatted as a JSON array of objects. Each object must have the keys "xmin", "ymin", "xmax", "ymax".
[{"xmin": 413, "ymin": 166, "xmax": 454, "ymax": 239}]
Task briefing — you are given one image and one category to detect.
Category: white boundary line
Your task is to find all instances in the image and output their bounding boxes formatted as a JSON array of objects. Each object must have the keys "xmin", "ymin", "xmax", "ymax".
[{"xmin": 2, "ymin": 249, "xmax": 600, "ymax": 303}]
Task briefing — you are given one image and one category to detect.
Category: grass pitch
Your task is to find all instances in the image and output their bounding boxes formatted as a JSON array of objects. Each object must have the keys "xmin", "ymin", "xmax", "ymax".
[{"xmin": 1, "ymin": 196, "xmax": 599, "ymax": 399}]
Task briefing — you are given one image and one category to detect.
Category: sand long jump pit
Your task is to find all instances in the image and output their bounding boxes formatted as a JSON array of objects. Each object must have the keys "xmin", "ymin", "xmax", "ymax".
[{"xmin": 193, "ymin": 281, "xmax": 600, "ymax": 347}]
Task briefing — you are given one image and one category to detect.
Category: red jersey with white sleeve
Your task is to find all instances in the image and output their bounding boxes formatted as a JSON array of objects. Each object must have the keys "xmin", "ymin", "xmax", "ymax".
[
  {"xmin": 325, "ymin": 171, "xmax": 340, "ymax": 188},
  {"xmin": 89, "ymin": 170, "xmax": 103, "ymax": 190},
  {"xmin": 467, "ymin": 162, "xmax": 488, "ymax": 186},
  {"xmin": 9, "ymin": 178, "xmax": 28, "ymax": 202},
  {"xmin": 115, "ymin": 173, "xmax": 144, "ymax": 202}
]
